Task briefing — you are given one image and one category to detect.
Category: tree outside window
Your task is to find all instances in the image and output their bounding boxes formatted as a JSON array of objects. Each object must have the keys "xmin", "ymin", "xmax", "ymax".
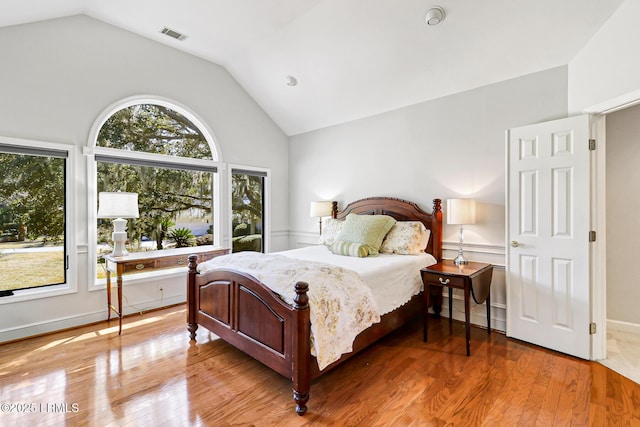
[
  {"xmin": 96, "ymin": 104, "xmax": 215, "ymax": 276},
  {"xmin": 231, "ymin": 171, "xmax": 265, "ymax": 253},
  {"xmin": 0, "ymin": 147, "xmax": 67, "ymax": 294}
]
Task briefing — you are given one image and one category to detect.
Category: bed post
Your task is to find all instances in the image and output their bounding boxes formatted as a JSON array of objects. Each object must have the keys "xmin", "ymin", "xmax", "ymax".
[
  {"xmin": 187, "ymin": 254, "xmax": 199, "ymax": 340},
  {"xmin": 431, "ymin": 199, "xmax": 443, "ymax": 262},
  {"xmin": 430, "ymin": 199, "xmax": 444, "ymax": 316},
  {"xmin": 330, "ymin": 201, "xmax": 338, "ymax": 219},
  {"xmin": 292, "ymin": 281, "xmax": 311, "ymax": 415}
]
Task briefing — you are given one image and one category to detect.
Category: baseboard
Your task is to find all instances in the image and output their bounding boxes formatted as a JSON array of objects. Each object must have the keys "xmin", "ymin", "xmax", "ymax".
[
  {"xmin": 443, "ymin": 291, "xmax": 507, "ymax": 333},
  {"xmin": 607, "ymin": 318, "xmax": 640, "ymax": 335},
  {"xmin": 0, "ymin": 295, "xmax": 185, "ymax": 343}
]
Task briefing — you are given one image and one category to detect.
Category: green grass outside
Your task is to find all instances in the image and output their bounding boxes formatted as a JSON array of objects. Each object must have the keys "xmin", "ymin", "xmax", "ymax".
[
  {"xmin": 96, "ymin": 262, "xmax": 108, "ymax": 280},
  {"xmin": 0, "ymin": 251, "xmax": 64, "ymax": 291},
  {"xmin": 1, "ymin": 242, "xmax": 192, "ymax": 290}
]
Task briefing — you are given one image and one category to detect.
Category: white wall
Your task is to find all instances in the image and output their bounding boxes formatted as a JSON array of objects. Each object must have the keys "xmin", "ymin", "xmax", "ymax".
[
  {"xmin": 289, "ymin": 66, "xmax": 569, "ymax": 332},
  {"xmin": 606, "ymin": 103, "xmax": 640, "ymax": 326},
  {"xmin": 0, "ymin": 16, "xmax": 289, "ymax": 342},
  {"xmin": 569, "ymin": 0, "xmax": 640, "ymax": 113}
]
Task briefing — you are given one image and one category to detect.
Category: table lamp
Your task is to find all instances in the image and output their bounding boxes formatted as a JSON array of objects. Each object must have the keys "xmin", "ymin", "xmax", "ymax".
[
  {"xmin": 98, "ymin": 192, "xmax": 140, "ymax": 256},
  {"xmin": 447, "ymin": 198, "xmax": 476, "ymax": 265},
  {"xmin": 310, "ymin": 201, "xmax": 333, "ymax": 235}
]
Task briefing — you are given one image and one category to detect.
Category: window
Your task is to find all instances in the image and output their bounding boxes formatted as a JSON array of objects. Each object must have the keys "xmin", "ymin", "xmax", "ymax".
[
  {"xmin": 231, "ymin": 168, "xmax": 266, "ymax": 253},
  {"xmin": 90, "ymin": 101, "xmax": 219, "ymax": 282},
  {"xmin": 0, "ymin": 140, "xmax": 71, "ymax": 297}
]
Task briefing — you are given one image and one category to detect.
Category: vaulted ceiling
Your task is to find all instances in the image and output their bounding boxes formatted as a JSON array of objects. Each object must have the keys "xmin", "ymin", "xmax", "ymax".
[{"xmin": 0, "ymin": 0, "xmax": 624, "ymax": 135}]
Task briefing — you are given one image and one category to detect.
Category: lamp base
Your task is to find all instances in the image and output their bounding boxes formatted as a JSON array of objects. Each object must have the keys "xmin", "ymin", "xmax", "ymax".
[
  {"xmin": 454, "ymin": 224, "xmax": 469, "ymax": 265},
  {"xmin": 111, "ymin": 219, "xmax": 129, "ymax": 257},
  {"xmin": 454, "ymin": 254, "xmax": 469, "ymax": 266},
  {"xmin": 111, "ymin": 243, "xmax": 129, "ymax": 257}
]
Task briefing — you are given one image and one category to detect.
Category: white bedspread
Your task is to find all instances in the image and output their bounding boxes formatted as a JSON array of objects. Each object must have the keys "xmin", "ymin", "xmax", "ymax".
[
  {"xmin": 196, "ymin": 246, "xmax": 437, "ymax": 370},
  {"xmin": 278, "ymin": 246, "xmax": 437, "ymax": 315},
  {"xmin": 197, "ymin": 252, "xmax": 381, "ymax": 370}
]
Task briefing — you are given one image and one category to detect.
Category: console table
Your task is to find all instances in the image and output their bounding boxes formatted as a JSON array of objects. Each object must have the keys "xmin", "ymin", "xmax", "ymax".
[{"xmin": 104, "ymin": 246, "xmax": 229, "ymax": 335}]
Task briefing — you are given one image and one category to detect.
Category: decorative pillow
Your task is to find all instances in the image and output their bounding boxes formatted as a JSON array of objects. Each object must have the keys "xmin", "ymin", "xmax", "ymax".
[
  {"xmin": 380, "ymin": 221, "xmax": 431, "ymax": 255},
  {"xmin": 329, "ymin": 240, "xmax": 370, "ymax": 257},
  {"xmin": 334, "ymin": 213, "xmax": 396, "ymax": 255},
  {"xmin": 318, "ymin": 218, "xmax": 344, "ymax": 246}
]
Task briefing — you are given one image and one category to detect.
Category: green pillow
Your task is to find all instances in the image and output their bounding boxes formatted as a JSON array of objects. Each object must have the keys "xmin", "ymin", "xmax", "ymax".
[
  {"xmin": 334, "ymin": 213, "xmax": 396, "ymax": 255},
  {"xmin": 330, "ymin": 240, "xmax": 370, "ymax": 257}
]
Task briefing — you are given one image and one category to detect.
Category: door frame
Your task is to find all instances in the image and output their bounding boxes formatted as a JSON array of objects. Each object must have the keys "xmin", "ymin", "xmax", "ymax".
[
  {"xmin": 591, "ymin": 114, "xmax": 607, "ymax": 361},
  {"xmin": 585, "ymin": 90, "xmax": 640, "ymax": 361}
]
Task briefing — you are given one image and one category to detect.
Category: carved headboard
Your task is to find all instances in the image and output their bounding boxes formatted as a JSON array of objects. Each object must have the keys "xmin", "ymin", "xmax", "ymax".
[{"xmin": 332, "ymin": 197, "xmax": 442, "ymax": 261}]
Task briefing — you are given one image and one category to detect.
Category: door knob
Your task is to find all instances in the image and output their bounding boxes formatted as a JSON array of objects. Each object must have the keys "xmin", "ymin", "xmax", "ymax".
[{"xmin": 511, "ymin": 240, "xmax": 522, "ymax": 248}]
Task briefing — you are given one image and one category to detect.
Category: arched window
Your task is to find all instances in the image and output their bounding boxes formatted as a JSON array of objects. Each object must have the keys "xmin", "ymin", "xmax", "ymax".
[{"xmin": 88, "ymin": 98, "xmax": 221, "ymax": 283}]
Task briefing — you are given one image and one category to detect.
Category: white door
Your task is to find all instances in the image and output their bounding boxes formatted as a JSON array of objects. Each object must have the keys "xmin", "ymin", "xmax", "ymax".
[{"xmin": 506, "ymin": 114, "xmax": 592, "ymax": 359}]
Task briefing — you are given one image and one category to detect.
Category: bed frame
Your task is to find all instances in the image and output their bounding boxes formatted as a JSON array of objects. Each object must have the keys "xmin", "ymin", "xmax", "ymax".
[{"xmin": 187, "ymin": 197, "xmax": 443, "ymax": 415}]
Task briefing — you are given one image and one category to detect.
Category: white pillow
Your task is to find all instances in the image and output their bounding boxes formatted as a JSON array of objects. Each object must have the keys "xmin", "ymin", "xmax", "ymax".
[
  {"xmin": 318, "ymin": 218, "xmax": 343, "ymax": 246},
  {"xmin": 380, "ymin": 221, "xmax": 431, "ymax": 255}
]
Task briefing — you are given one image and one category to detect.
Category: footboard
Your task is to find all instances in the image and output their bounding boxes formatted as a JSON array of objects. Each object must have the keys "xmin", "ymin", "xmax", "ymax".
[{"xmin": 187, "ymin": 254, "xmax": 312, "ymax": 414}]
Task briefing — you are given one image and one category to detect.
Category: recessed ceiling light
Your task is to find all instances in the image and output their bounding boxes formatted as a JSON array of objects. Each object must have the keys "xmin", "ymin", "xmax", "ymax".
[
  {"xmin": 160, "ymin": 27, "xmax": 187, "ymax": 41},
  {"xmin": 285, "ymin": 76, "xmax": 298, "ymax": 87},
  {"xmin": 425, "ymin": 6, "xmax": 445, "ymax": 26}
]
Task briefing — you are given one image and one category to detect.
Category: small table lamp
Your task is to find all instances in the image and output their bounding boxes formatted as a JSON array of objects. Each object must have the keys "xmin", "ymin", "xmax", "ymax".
[
  {"xmin": 98, "ymin": 192, "xmax": 140, "ymax": 257},
  {"xmin": 447, "ymin": 198, "xmax": 476, "ymax": 265},
  {"xmin": 310, "ymin": 201, "xmax": 333, "ymax": 235}
]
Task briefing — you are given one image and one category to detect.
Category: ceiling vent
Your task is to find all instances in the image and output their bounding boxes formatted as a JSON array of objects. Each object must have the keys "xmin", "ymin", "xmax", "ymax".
[{"xmin": 160, "ymin": 27, "xmax": 187, "ymax": 41}]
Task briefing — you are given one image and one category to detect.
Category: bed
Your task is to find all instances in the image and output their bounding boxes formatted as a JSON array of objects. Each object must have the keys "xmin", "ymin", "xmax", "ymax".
[{"xmin": 186, "ymin": 197, "xmax": 443, "ymax": 415}]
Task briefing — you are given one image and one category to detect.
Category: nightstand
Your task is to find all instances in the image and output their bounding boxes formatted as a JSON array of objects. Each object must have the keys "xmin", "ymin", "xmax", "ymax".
[{"xmin": 421, "ymin": 260, "xmax": 493, "ymax": 356}]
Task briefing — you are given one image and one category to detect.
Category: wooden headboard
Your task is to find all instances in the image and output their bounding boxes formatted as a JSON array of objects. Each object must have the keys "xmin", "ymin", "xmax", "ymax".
[{"xmin": 331, "ymin": 197, "xmax": 443, "ymax": 261}]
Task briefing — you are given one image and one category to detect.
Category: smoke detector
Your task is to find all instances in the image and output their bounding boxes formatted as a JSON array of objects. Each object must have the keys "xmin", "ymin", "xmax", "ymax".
[
  {"xmin": 285, "ymin": 76, "xmax": 298, "ymax": 87},
  {"xmin": 425, "ymin": 6, "xmax": 445, "ymax": 26}
]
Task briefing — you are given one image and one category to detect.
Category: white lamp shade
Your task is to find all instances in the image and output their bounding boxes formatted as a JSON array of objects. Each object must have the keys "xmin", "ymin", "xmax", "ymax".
[
  {"xmin": 447, "ymin": 198, "xmax": 476, "ymax": 225},
  {"xmin": 310, "ymin": 201, "xmax": 332, "ymax": 217},
  {"xmin": 97, "ymin": 192, "xmax": 140, "ymax": 219}
]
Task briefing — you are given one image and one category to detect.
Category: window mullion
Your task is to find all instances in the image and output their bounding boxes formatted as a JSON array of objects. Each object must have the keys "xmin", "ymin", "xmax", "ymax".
[{"xmin": 88, "ymin": 146, "xmax": 218, "ymax": 172}]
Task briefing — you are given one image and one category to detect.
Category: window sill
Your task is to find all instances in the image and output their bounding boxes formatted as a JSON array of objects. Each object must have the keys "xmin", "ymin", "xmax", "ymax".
[{"xmin": 0, "ymin": 283, "xmax": 76, "ymax": 305}]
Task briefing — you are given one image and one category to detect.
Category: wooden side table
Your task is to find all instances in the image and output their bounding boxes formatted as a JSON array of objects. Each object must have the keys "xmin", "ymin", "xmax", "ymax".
[
  {"xmin": 421, "ymin": 260, "xmax": 493, "ymax": 356},
  {"xmin": 104, "ymin": 246, "xmax": 229, "ymax": 335}
]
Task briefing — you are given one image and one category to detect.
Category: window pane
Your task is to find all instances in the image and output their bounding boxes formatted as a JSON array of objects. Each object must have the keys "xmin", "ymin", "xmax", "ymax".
[
  {"xmin": 96, "ymin": 162, "xmax": 213, "ymax": 278},
  {"xmin": 231, "ymin": 173, "xmax": 264, "ymax": 253},
  {"xmin": 97, "ymin": 104, "xmax": 212, "ymax": 160},
  {"xmin": 0, "ymin": 152, "xmax": 66, "ymax": 293}
]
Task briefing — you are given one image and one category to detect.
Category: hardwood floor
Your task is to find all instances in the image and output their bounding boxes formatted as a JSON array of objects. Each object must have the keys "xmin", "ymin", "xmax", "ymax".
[{"xmin": 1, "ymin": 305, "xmax": 639, "ymax": 426}]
